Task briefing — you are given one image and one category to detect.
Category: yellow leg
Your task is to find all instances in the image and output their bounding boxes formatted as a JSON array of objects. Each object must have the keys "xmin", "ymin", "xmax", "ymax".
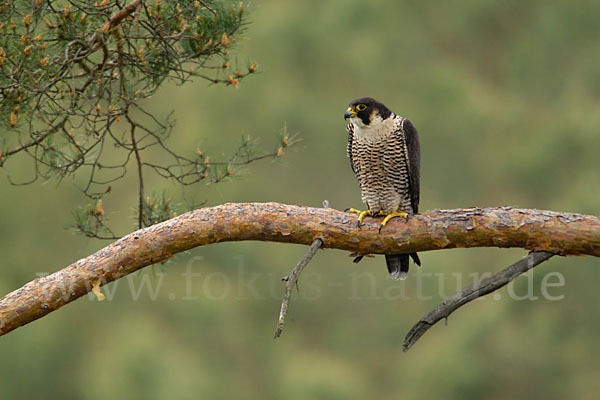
[{"xmin": 378, "ymin": 212, "xmax": 409, "ymax": 233}]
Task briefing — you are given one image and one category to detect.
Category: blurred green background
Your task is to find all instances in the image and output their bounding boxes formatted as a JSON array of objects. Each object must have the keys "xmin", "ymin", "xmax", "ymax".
[{"xmin": 2, "ymin": 0, "xmax": 600, "ymax": 398}]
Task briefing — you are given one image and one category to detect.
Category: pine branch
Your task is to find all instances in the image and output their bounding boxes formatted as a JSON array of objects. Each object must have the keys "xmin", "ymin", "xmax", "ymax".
[{"xmin": 0, "ymin": 203, "xmax": 598, "ymax": 337}]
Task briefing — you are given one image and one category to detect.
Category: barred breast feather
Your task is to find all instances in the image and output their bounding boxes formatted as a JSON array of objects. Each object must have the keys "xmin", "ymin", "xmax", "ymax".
[{"xmin": 347, "ymin": 116, "xmax": 416, "ymax": 215}]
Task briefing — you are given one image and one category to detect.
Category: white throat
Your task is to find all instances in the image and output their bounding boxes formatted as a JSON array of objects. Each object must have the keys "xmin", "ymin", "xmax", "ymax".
[{"xmin": 350, "ymin": 113, "xmax": 397, "ymax": 142}]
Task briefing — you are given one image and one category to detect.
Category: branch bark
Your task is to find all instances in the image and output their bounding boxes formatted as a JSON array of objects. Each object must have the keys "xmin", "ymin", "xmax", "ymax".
[
  {"xmin": 1, "ymin": 202, "xmax": 598, "ymax": 337},
  {"xmin": 107, "ymin": 0, "xmax": 143, "ymax": 30}
]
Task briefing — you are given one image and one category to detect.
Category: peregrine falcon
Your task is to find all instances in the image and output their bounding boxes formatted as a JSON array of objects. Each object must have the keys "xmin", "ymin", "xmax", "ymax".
[{"xmin": 344, "ymin": 97, "xmax": 421, "ymax": 280}]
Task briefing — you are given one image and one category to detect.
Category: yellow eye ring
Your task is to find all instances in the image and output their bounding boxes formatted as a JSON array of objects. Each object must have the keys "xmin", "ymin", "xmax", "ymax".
[{"xmin": 356, "ymin": 104, "xmax": 366, "ymax": 111}]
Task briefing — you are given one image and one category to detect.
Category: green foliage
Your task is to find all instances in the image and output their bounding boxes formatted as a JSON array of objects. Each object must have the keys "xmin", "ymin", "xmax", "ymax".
[
  {"xmin": 0, "ymin": 0, "xmax": 250, "ymax": 130},
  {"xmin": 141, "ymin": 192, "xmax": 178, "ymax": 227},
  {"xmin": 71, "ymin": 199, "xmax": 115, "ymax": 239},
  {"xmin": 0, "ymin": 0, "xmax": 292, "ymax": 235}
]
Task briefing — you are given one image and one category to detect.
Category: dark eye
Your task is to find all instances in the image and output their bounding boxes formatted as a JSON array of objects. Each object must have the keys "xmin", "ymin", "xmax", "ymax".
[{"xmin": 356, "ymin": 104, "xmax": 366, "ymax": 111}]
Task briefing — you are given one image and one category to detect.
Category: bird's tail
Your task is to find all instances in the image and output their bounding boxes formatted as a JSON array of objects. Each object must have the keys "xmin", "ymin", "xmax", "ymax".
[{"xmin": 385, "ymin": 253, "xmax": 421, "ymax": 280}]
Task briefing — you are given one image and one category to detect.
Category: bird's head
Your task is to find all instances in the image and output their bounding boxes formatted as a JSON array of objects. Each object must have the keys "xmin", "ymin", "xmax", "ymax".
[{"xmin": 344, "ymin": 97, "xmax": 392, "ymax": 128}]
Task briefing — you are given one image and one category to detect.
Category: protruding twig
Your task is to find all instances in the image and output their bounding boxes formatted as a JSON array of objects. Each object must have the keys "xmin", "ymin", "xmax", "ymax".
[
  {"xmin": 403, "ymin": 251, "xmax": 555, "ymax": 351},
  {"xmin": 107, "ymin": 0, "xmax": 143, "ymax": 30},
  {"xmin": 274, "ymin": 238, "xmax": 323, "ymax": 338},
  {"xmin": 274, "ymin": 200, "xmax": 330, "ymax": 338}
]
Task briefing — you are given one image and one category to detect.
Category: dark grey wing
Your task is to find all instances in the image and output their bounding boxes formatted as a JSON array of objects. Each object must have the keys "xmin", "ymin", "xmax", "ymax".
[
  {"xmin": 346, "ymin": 123, "xmax": 358, "ymax": 174},
  {"xmin": 401, "ymin": 118, "xmax": 420, "ymax": 213}
]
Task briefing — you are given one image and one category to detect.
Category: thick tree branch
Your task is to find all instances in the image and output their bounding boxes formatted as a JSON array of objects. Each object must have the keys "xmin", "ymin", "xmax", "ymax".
[
  {"xmin": 0, "ymin": 203, "xmax": 598, "ymax": 337},
  {"xmin": 403, "ymin": 251, "xmax": 555, "ymax": 351}
]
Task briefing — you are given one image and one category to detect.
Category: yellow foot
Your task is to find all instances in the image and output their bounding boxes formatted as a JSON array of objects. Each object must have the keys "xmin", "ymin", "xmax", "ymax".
[
  {"xmin": 344, "ymin": 208, "xmax": 384, "ymax": 227},
  {"xmin": 378, "ymin": 212, "xmax": 409, "ymax": 233},
  {"xmin": 344, "ymin": 208, "xmax": 363, "ymax": 214}
]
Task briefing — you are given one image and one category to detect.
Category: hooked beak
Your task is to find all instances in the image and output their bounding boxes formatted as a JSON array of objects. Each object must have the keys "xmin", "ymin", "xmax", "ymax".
[{"xmin": 344, "ymin": 107, "xmax": 356, "ymax": 120}]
